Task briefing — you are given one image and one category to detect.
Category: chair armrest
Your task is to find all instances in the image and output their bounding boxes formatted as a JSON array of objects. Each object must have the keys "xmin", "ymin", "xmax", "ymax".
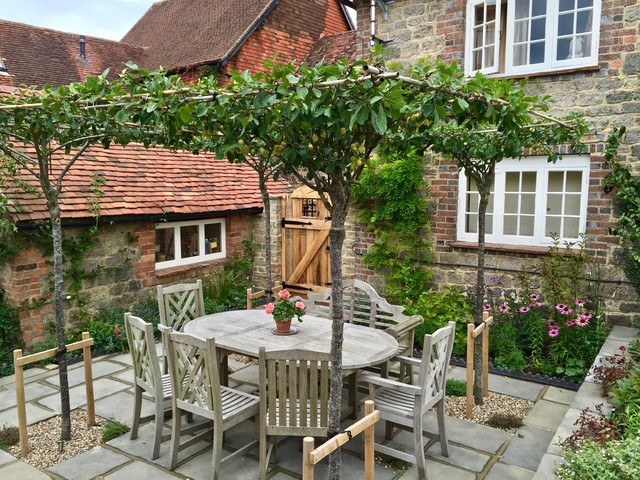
[
  {"xmin": 384, "ymin": 314, "xmax": 422, "ymax": 339},
  {"xmin": 389, "ymin": 355, "xmax": 420, "ymax": 368},
  {"xmin": 359, "ymin": 372, "xmax": 421, "ymax": 395}
]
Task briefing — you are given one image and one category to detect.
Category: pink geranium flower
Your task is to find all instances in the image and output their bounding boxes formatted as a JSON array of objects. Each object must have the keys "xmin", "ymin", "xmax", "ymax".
[
  {"xmin": 278, "ymin": 289, "xmax": 291, "ymax": 299},
  {"xmin": 295, "ymin": 301, "xmax": 305, "ymax": 310},
  {"xmin": 265, "ymin": 302, "xmax": 275, "ymax": 314}
]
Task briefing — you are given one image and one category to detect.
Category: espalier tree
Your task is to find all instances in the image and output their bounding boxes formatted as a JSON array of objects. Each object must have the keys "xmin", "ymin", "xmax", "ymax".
[{"xmin": 0, "ymin": 57, "xmax": 586, "ymax": 478}]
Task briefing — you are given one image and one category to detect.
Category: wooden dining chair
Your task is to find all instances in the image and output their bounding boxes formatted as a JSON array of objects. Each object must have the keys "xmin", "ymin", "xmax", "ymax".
[
  {"xmin": 124, "ymin": 312, "xmax": 172, "ymax": 460},
  {"xmin": 258, "ymin": 347, "xmax": 331, "ymax": 480},
  {"xmin": 157, "ymin": 280, "xmax": 205, "ymax": 332},
  {"xmin": 360, "ymin": 321, "xmax": 456, "ymax": 480},
  {"xmin": 162, "ymin": 327, "xmax": 260, "ymax": 480},
  {"xmin": 246, "ymin": 284, "xmax": 283, "ymax": 310}
]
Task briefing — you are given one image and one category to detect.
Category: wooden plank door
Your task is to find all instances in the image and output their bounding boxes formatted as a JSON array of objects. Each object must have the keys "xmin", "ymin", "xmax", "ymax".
[{"xmin": 281, "ymin": 186, "xmax": 331, "ymax": 296}]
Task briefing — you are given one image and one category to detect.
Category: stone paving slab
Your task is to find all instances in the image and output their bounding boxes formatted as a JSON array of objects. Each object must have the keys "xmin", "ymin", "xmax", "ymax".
[
  {"xmin": 105, "ymin": 460, "xmax": 182, "ymax": 480},
  {"xmin": 523, "ymin": 399, "xmax": 570, "ymax": 431},
  {"xmin": 0, "ymin": 367, "xmax": 49, "ymax": 389},
  {"xmin": 0, "ymin": 380, "xmax": 57, "ymax": 404},
  {"xmin": 0, "ymin": 449, "xmax": 15, "ymax": 466},
  {"xmin": 229, "ymin": 364, "xmax": 259, "ymax": 387},
  {"xmin": 608, "ymin": 326, "xmax": 639, "ymax": 342},
  {"xmin": 399, "ymin": 459, "xmax": 476, "ymax": 480},
  {"xmin": 532, "ymin": 452, "xmax": 563, "ymax": 480},
  {"xmin": 93, "ymin": 390, "xmax": 155, "ymax": 426},
  {"xmin": 0, "ymin": 402, "xmax": 57, "ymax": 428},
  {"xmin": 424, "ymin": 413, "xmax": 509, "ymax": 454},
  {"xmin": 501, "ymin": 425, "xmax": 555, "ymax": 471},
  {"xmin": 39, "ymin": 378, "xmax": 130, "ymax": 412},
  {"xmin": 542, "ymin": 386, "xmax": 576, "ymax": 405},
  {"xmin": 486, "ymin": 462, "xmax": 535, "ymax": 480},
  {"xmin": 547, "ymin": 407, "xmax": 581, "ymax": 456},
  {"xmin": 44, "ymin": 361, "xmax": 127, "ymax": 388},
  {"xmin": 0, "ymin": 459, "xmax": 52, "ymax": 479},
  {"xmin": 570, "ymin": 380, "xmax": 611, "ymax": 414},
  {"xmin": 47, "ymin": 445, "xmax": 130, "ymax": 480}
]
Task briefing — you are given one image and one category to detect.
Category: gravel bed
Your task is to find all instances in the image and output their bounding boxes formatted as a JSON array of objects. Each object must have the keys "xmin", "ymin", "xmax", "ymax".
[
  {"xmin": 6, "ymin": 410, "xmax": 107, "ymax": 470},
  {"xmin": 445, "ymin": 391, "xmax": 533, "ymax": 430}
]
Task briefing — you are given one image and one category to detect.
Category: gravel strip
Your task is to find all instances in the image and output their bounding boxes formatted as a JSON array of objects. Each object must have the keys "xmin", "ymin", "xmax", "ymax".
[
  {"xmin": 7, "ymin": 410, "xmax": 106, "ymax": 470},
  {"xmin": 446, "ymin": 391, "xmax": 534, "ymax": 430}
]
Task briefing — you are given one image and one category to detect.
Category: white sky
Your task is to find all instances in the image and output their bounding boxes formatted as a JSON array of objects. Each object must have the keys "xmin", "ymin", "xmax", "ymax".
[{"xmin": 0, "ymin": 0, "xmax": 158, "ymax": 41}]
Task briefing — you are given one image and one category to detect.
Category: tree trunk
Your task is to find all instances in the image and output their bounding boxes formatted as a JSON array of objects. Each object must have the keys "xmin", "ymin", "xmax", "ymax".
[
  {"xmin": 326, "ymin": 192, "xmax": 349, "ymax": 480},
  {"xmin": 473, "ymin": 176, "xmax": 492, "ymax": 406},
  {"xmin": 259, "ymin": 177, "xmax": 274, "ymax": 300},
  {"xmin": 48, "ymin": 194, "xmax": 72, "ymax": 440}
]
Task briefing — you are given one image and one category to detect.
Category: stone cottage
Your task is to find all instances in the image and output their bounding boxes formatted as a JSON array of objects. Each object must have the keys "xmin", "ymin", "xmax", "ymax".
[{"xmin": 347, "ymin": 0, "xmax": 640, "ymax": 325}]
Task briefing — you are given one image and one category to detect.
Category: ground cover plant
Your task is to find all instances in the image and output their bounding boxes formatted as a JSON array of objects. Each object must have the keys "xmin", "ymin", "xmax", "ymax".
[{"xmin": 556, "ymin": 337, "xmax": 640, "ymax": 479}]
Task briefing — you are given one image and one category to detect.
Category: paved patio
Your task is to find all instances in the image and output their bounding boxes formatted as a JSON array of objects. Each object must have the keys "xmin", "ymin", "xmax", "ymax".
[{"xmin": 1, "ymin": 325, "xmax": 636, "ymax": 479}]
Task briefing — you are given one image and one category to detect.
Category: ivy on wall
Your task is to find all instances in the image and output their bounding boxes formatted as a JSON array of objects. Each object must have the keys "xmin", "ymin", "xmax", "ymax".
[{"xmin": 352, "ymin": 148, "xmax": 433, "ymax": 303}]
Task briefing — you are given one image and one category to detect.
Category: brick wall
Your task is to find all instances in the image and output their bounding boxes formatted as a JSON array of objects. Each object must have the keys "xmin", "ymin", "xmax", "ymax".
[
  {"xmin": 350, "ymin": 0, "xmax": 640, "ymax": 325},
  {"xmin": 2, "ymin": 213, "xmax": 261, "ymax": 348}
]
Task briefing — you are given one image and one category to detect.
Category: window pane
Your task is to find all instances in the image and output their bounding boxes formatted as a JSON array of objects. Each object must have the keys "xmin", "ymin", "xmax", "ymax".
[
  {"xmin": 486, "ymin": 214, "xmax": 493, "ymax": 234},
  {"xmin": 155, "ymin": 228, "xmax": 175, "ymax": 262},
  {"xmin": 484, "ymin": 46, "xmax": 495, "ymax": 68},
  {"xmin": 530, "ymin": 42, "xmax": 545, "ymax": 64},
  {"xmin": 473, "ymin": 49, "xmax": 483, "ymax": 70},
  {"xmin": 546, "ymin": 216, "xmax": 561, "ymax": 237},
  {"xmin": 504, "ymin": 215, "xmax": 517, "ymax": 235},
  {"xmin": 522, "ymin": 172, "xmax": 536, "ymax": 191},
  {"xmin": 531, "ymin": 18, "xmax": 546, "ymax": 40},
  {"xmin": 566, "ymin": 171, "xmax": 582, "ymax": 192},
  {"xmin": 565, "ymin": 194, "xmax": 581, "ymax": 215},
  {"xmin": 204, "ymin": 223, "xmax": 222, "ymax": 254},
  {"xmin": 506, "ymin": 172, "xmax": 520, "ymax": 192},
  {"xmin": 578, "ymin": 0, "xmax": 593, "ymax": 8},
  {"xmin": 514, "ymin": 44, "xmax": 528, "ymax": 66},
  {"xmin": 532, "ymin": 0, "xmax": 547, "ymax": 17},
  {"xmin": 558, "ymin": 12, "xmax": 574, "ymax": 36},
  {"xmin": 515, "ymin": 0, "xmax": 530, "ymax": 20},
  {"xmin": 559, "ymin": 0, "xmax": 575, "ymax": 11},
  {"xmin": 466, "ymin": 213, "xmax": 478, "ymax": 234},
  {"xmin": 547, "ymin": 193, "xmax": 563, "ymax": 215},
  {"xmin": 505, "ymin": 193, "xmax": 518, "ymax": 214},
  {"xmin": 521, "ymin": 194, "xmax": 536, "ymax": 214},
  {"xmin": 521, "ymin": 216, "xmax": 535, "ymax": 236},
  {"xmin": 180, "ymin": 225, "xmax": 199, "ymax": 258},
  {"xmin": 564, "ymin": 217, "xmax": 580, "ymax": 238},
  {"xmin": 577, "ymin": 11, "xmax": 592, "ymax": 34},
  {"xmin": 557, "ymin": 38, "xmax": 572, "ymax": 60},
  {"xmin": 548, "ymin": 172, "xmax": 564, "ymax": 192},
  {"xmin": 466, "ymin": 192, "xmax": 479, "ymax": 213}
]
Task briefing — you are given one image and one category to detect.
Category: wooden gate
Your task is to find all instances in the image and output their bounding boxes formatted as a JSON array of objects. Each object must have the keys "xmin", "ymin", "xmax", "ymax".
[{"xmin": 281, "ymin": 186, "xmax": 331, "ymax": 296}]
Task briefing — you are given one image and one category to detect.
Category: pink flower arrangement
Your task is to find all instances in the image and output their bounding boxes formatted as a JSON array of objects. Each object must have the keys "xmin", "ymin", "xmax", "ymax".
[{"xmin": 265, "ymin": 289, "xmax": 305, "ymax": 322}]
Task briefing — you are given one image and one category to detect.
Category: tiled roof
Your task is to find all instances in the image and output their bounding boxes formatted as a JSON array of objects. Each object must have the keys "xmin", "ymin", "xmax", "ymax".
[
  {"xmin": 303, "ymin": 31, "xmax": 360, "ymax": 67},
  {"xmin": 122, "ymin": 0, "xmax": 277, "ymax": 71},
  {"xmin": 5, "ymin": 144, "xmax": 291, "ymax": 224},
  {"xmin": 0, "ymin": 20, "xmax": 145, "ymax": 88}
]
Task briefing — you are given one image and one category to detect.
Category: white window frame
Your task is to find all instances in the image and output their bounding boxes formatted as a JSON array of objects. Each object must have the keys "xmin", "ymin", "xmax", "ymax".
[
  {"xmin": 465, "ymin": 0, "xmax": 502, "ymax": 75},
  {"xmin": 457, "ymin": 156, "xmax": 590, "ymax": 247},
  {"xmin": 465, "ymin": 0, "xmax": 601, "ymax": 77},
  {"xmin": 155, "ymin": 218, "xmax": 226, "ymax": 269}
]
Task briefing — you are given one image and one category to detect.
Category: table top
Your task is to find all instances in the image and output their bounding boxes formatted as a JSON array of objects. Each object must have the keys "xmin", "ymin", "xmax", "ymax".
[{"xmin": 183, "ymin": 309, "xmax": 399, "ymax": 370}]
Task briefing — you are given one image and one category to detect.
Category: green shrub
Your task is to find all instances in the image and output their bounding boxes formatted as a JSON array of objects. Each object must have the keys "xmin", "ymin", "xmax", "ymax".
[
  {"xmin": 0, "ymin": 424, "xmax": 19, "ymax": 450},
  {"xmin": 556, "ymin": 437, "xmax": 640, "ymax": 480},
  {"xmin": 445, "ymin": 379, "xmax": 466, "ymax": 397},
  {"xmin": 0, "ymin": 288, "xmax": 20, "ymax": 351},
  {"xmin": 102, "ymin": 420, "xmax": 130, "ymax": 442},
  {"xmin": 407, "ymin": 287, "xmax": 471, "ymax": 357},
  {"xmin": 611, "ymin": 364, "xmax": 640, "ymax": 414}
]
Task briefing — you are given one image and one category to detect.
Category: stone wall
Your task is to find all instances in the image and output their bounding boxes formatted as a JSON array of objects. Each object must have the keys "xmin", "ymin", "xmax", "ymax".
[
  {"xmin": 350, "ymin": 0, "xmax": 640, "ymax": 325},
  {"xmin": 1, "ymin": 213, "xmax": 259, "ymax": 347}
]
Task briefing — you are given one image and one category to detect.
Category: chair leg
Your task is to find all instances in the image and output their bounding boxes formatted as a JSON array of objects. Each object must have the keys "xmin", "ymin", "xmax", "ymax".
[
  {"xmin": 348, "ymin": 373, "xmax": 357, "ymax": 419},
  {"xmin": 169, "ymin": 407, "xmax": 182, "ymax": 470},
  {"xmin": 259, "ymin": 432, "xmax": 270, "ymax": 480},
  {"xmin": 436, "ymin": 399, "xmax": 449, "ymax": 457},
  {"xmin": 385, "ymin": 420, "xmax": 394, "ymax": 441},
  {"xmin": 152, "ymin": 396, "xmax": 164, "ymax": 460},
  {"xmin": 211, "ymin": 424, "xmax": 223, "ymax": 480},
  {"xmin": 131, "ymin": 385, "xmax": 142, "ymax": 440},
  {"xmin": 413, "ymin": 414, "xmax": 427, "ymax": 480}
]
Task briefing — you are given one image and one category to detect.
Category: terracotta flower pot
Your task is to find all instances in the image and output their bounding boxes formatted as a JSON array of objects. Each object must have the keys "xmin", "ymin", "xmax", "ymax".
[{"xmin": 275, "ymin": 319, "xmax": 292, "ymax": 334}]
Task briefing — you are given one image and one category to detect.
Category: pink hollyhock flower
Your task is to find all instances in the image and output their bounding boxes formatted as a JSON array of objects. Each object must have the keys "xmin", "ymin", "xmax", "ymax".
[
  {"xmin": 278, "ymin": 289, "xmax": 291, "ymax": 299},
  {"xmin": 529, "ymin": 293, "xmax": 540, "ymax": 302},
  {"xmin": 483, "ymin": 304, "xmax": 492, "ymax": 312},
  {"xmin": 498, "ymin": 303, "xmax": 510, "ymax": 313},
  {"xmin": 548, "ymin": 328, "xmax": 559, "ymax": 337},
  {"xmin": 295, "ymin": 301, "xmax": 305, "ymax": 310},
  {"xmin": 265, "ymin": 303, "xmax": 275, "ymax": 314},
  {"xmin": 517, "ymin": 306, "xmax": 530, "ymax": 313}
]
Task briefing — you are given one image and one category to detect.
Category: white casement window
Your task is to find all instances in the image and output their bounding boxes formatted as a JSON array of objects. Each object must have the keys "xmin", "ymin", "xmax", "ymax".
[
  {"xmin": 155, "ymin": 219, "xmax": 225, "ymax": 268},
  {"xmin": 457, "ymin": 156, "xmax": 590, "ymax": 247},
  {"xmin": 465, "ymin": 0, "xmax": 601, "ymax": 76}
]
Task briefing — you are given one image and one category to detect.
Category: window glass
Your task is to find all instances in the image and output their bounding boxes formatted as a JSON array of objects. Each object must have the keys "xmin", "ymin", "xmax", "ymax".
[
  {"xmin": 155, "ymin": 219, "xmax": 226, "ymax": 268},
  {"xmin": 204, "ymin": 223, "xmax": 222, "ymax": 254},
  {"xmin": 155, "ymin": 228, "xmax": 175, "ymax": 262}
]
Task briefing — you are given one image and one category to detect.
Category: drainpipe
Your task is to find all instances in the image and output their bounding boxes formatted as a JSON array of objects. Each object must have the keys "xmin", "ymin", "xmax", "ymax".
[{"xmin": 370, "ymin": 0, "xmax": 376, "ymax": 46}]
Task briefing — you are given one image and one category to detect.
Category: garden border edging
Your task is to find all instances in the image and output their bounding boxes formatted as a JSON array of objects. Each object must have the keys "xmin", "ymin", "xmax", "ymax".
[{"xmin": 531, "ymin": 325, "xmax": 640, "ymax": 479}]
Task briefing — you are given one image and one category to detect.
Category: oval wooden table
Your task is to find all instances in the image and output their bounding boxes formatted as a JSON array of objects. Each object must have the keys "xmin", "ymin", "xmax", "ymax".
[{"xmin": 183, "ymin": 309, "xmax": 399, "ymax": 370}]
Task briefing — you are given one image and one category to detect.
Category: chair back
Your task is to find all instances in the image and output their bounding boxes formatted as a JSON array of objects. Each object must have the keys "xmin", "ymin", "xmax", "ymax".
[
  {"xmin": 157, "ymin": 280, "xmax": 205, "ymax": 331},
  {"xmin": 417, "ymin": 321, "xmax": 456, "ymax": 409},
  {"xmin": 259, "ymin": 348, "xmax": 330, "ymax": 437},
  {"xmin": 162, "ymin": 327, "xmax": 222, "ymax": 421},
  {"xmin": 124, "ymin": 313, "xmax": 162, "ymax": 393}
]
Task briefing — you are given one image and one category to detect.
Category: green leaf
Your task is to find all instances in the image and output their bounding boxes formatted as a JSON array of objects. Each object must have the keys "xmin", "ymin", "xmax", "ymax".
[
  {"xmin": 372, "ymin": 106, "xmax": 387, "ymax": 134},
  {"xmin": 296, "ymin": 86, "xmax": 308, "ymax": 99},
  {"xmin": 178, "ymin": 105, "xmax": 192, "ymax": 123}
]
